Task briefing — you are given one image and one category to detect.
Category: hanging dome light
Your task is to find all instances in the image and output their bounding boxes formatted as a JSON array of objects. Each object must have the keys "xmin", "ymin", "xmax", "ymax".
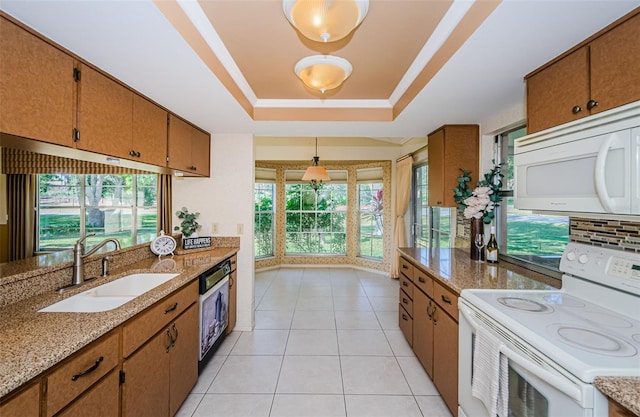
[
  {"xmin": 283, "ymin": 0, "xmax": 369, "ymax": 43},
  {"xmin": 295, "ymin": 55, "xmax": 352, "ymax": 93},
  {"xmin": 302, "ymin": 137, "xmax": 331, "ymax": 191}
]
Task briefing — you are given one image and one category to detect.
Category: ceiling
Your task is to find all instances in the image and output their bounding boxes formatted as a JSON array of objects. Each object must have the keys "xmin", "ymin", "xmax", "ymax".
[{"xmin": 1, "ymin": 1, "xmax": 638, "ymax": 142}]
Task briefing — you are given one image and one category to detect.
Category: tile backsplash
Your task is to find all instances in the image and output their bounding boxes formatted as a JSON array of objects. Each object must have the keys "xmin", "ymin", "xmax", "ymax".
[{"xmin": 570, "ymin": 217, "xmax": 640, "ymax": 253}]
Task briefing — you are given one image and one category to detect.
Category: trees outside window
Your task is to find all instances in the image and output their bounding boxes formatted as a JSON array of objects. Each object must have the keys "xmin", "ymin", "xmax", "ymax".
[
  {"xmin": 37, "ymin": 173, "xmax": 157, "ymax": 250},
  {"xmin": 285, "ymin": 183, "xmax": 347, "ymax": 255},
  {"xmin": 254, "ymin": 182, "xmax": 275, "ymax": 258},
  {"xmin": 359, "ymin": 183, "xmax": 383, "ymax": 259}
]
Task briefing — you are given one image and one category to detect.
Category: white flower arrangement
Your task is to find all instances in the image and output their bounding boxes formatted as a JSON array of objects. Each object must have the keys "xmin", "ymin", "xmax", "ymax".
[{"xmin": 453, "ymin": 163, "xmax": 503, "ymax": 224}]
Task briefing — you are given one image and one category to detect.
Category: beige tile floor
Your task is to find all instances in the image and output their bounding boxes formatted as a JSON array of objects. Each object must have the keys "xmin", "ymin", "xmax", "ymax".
[{"xmin": 176, "ymin": 267, "xmax": 453, "ymax": 417}]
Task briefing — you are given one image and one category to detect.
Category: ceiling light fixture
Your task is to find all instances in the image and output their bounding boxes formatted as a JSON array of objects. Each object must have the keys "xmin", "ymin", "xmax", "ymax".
[
  {"xmin": 302, "ymin": 137, "xmax": 331, "ymax": 191},
  {"xmin": 295, "ymin": 55, "xmax": 352, "ymax": 93},
  {"xmin": 283, "ymin": 0, "xmax": 369, "ymax": 43}
]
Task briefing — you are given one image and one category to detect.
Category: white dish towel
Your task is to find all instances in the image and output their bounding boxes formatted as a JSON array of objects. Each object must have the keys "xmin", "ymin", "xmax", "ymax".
[{"xmin": 472, "ymin": 326, "xmax": 509, "ymax": 417}]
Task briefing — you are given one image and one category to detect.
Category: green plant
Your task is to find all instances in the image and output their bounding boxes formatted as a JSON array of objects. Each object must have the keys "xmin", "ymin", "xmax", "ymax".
[
  {"xmin": 174, "ymin": 206, "xmax": 201, "ymax": 237},
  {"xmin": 453, "ymin": 162, "xmax": 503, "ymax": 224}
]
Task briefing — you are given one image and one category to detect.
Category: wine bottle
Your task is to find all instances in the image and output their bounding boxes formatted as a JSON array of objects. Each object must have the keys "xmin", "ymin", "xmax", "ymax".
[{"xmin": 486, "ymin": 226, "xmax": 499, "ymax": 264}]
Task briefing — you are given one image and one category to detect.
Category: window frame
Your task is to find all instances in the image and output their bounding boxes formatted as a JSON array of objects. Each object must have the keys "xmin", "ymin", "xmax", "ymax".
[
  {"xmin": 254, "ymin": 181, "xmax": 276, "ymax": 259},
  {"xmin": 357, "ymin": 177, "xmax": 384, "ymax": 261}
]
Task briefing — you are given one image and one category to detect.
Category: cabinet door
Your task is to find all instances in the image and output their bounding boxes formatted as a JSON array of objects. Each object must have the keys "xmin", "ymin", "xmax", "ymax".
[
  {"xmin": 169, "ymin": 304, "xmax": 199, "ymax": 417},
  {"xmin": 412, "ymin": 289, "xmax": 434, "ymax": 377},
  {"xmin": 427, "ymin": 128, "xmax": 445, "ymax": 207},
  {"xmin": 133, "ymin": 94, "xmax": 168, "ymax": 166},
  {"xmin": 77, "ymin": 64, "xmax": 133, "ymax": 157},
  {"xmin": 0, "ymin": 381, "xmax": 40, "ymax": 417},
  {"xmin": 167, "ymin": 114, "xmax": 193, "ymax": 172},
  {"xmin": 526, "ymin": 47, "xmax": 590, "ymax": 134},
  {"xmin": 56, "ymin": 370, "xmax": 119, "ymax": 417},
  {"xmin": 0, "ymin": 17, "xmax": 75, "ymax": 146},
  {"xmin": 122, "ymin": 330, "xmax": 170, "ymax": 417},
  {"xmin": 590, "ymin": 12, "xmax": 640, "ymax": 115},
  {"xmin": 191, "ymin": 127, "xmax": 211, "ymax": 176},
  {"xmin": 227, "ymin": 269, "xmax": 237, "ymax": 334},
  {"xmin": 433, "ymin": 308, "xmax": 458, "ymax": 417}
]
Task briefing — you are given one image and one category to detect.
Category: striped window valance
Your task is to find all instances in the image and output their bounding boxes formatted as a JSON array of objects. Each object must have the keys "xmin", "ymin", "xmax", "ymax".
[{"xmin": 1, "ymin": 148, "xmax": 149, "ymax": 175}]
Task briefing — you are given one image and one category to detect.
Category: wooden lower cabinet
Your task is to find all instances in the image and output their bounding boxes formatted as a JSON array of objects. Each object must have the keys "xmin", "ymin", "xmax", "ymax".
[
  {"xmin": 0, "ymin": 381, "xmax": 40, "ymax": 417},
  {"xmin": 608, "ymin": 399, "xmax": 636, "ymax": 417},
  {"xmin": 412, "ymin": 288, "xmax": 434, "ymax": 378},
  {"xmin": 57, "ymin": 370, "xmax": 119, "ymax": 417},
  {"xmin": 122, "ymin": 303, "xmax": 198, "ymax": 417},
  {"xmin": 433, "ymin": 307, "xmax": 459, "ymax": 416}
]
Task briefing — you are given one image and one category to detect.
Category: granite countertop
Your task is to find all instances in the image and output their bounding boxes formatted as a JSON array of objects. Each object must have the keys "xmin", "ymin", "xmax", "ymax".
[
  {"xmin": 594, "ymin": 377, "xmax": 640, "ymax": 416},
  {"xmin": 0, "ymin": 247, "xmax": 237, "ymax": 398},
  {"xmin": 397, "ymin": 247, "xmax": 561, "ymax": 294}
]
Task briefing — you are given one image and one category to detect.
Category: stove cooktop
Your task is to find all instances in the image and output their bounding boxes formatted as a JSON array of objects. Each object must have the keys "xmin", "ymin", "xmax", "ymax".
[{"xmin": 462, "ymin": 288, "xmax": 640, "ymax": 383}]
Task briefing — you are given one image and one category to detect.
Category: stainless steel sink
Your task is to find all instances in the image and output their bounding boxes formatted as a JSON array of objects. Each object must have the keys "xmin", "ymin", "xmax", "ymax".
[{"xmin": 39, "ymin": 273, "xmax": 179, "ymax": 313}]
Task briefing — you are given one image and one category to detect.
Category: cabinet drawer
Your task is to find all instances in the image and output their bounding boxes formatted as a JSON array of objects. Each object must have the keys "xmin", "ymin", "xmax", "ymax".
[
  {"xmin": 46, "ymin": 331, "xmax": 119, "ymax": 417},
  {"xmin": 123, "ymin": 280, "xmax": 198, "ymax": 357},
  {"xmin": 414, "ymin": 268, "xmax": 433, "ymax": 298},
  {"xmin": 399, "ymin": 273, "xmax": 413, "ymax": 299},
  {"xmin": 434, "ymin": 282, "xmax": 458, "ymax": 321},
  {"xmin": 399, "ymin": 257, "xmax": 414, "ymax": 280},
  {"xmin": 56, "ymin": 370, "xmax": 119, "ymax": 417},
  {"xmin": 0, "ymin": 381, "xmax": 40, "ymax": 417},
  {"xmin": 399, "ymin": 288, "xmax": 413, "ymax": 317},
  {"xmin": 399, "ymin": 304, "xmax": 413, "ymax": 346}
]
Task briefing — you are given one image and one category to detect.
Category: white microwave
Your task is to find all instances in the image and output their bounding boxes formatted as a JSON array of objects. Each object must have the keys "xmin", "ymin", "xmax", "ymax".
[{"xmin": 514, "ymin": 102, "xmax": 640, "ymax": 215}]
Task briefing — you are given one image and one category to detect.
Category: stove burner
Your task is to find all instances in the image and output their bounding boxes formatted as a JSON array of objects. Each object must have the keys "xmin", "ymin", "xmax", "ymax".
[
  {"xmin": 547, "ymin": 324, "xmax": 638, "ymax": 357},
  {"xmin": 497, "ymin": 297, "xmax": 553, "ymax": 313}
]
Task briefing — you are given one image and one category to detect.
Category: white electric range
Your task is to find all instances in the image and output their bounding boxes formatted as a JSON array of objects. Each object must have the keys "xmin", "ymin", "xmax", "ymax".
[{"xmin": 458, "ymin": 242, "xmax": 640, "ymax": 417}]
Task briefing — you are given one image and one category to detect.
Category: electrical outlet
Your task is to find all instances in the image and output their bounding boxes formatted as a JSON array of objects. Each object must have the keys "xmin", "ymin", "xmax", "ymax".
[
  {"xmin": 212, "ymin": 223, "xmax": 219, "ymax": 234},
  {"xmin": 237, "ymin": 223, "xmax": 244, "ymax": 235}
]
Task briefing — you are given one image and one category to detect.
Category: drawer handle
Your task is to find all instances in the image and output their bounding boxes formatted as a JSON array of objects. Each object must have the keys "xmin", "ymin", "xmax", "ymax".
[
  {"xmin": 165, "ymin": 302, "xmax": 178, "ymax": 314},
  {"xmin": 402, "ymin": 298, "xmax": 409, "ymax": 304},
  {"xmin": 402, "ymin": 281, "xmax": 409, "ymax": 287},
  {"xmin": 401, "ymin": 314, "xmax": 408, "ymax": 321},
  {"xmin": 441, "ymin": 295, "xmax": 452, "ymax": 305},
  {"xmin": 418, "ymin": 277, "xmax": 426, "ymax": 283},
  {"xmin": 166, "ymin": 329, "xmax": 172, "ymax": 353},
  {"xmin": 402, "ymin": 264, "xmax": 409, "ymax": 269},
  {"xmin": 71, "ymin": 356, "xmax": 103, "ymax": 381}
]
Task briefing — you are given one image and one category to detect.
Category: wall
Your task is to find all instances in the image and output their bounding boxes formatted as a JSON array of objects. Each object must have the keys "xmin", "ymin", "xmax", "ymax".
[{"xmin": 172, "ymin": 133, "xmax": 255, "ymax": 331}]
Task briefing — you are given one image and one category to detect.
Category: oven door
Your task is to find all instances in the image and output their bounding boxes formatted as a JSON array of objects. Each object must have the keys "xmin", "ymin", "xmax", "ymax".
[
  {"xmin": 199, "ymin": 275, "xmax": 229, "ymax": 360},
  {"xmin": 458, "ymin": 301, "xmax": 594, "ymax": 417}
]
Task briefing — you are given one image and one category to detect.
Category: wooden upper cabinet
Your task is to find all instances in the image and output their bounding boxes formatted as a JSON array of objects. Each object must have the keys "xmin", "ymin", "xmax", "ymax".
[
  {"xmin": 0, "ymin": 16, "xmax": 75, "ymax": 147},
  {"xmin": 526, "ymin": 10, "xmax": 640, "ymax": 134},
  {"xmin": 427, "ymin": 125, "xmax": 479, "ymax": 208},
  {"xmin": 77, "ymin": 64, "xmax": 133, "ymax": 156},
  {"xmin": 132, "ymin": 94, "xmax": 168, "ymax": 166},
  {"xmin": 526, "ymin": 47, "xmax": 589, "ymax": 134},
  {"xmin": 590, "ymin": 12, "xmax": 640, "ymax": 115},
  {"xmin": 168, "ymin": 114, "xmax": 211, "ymax": 176}
]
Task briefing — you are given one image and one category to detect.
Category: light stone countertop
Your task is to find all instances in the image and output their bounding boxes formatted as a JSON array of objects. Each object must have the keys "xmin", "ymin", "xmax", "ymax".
[
  {"xmin": 397, "ymin": 247, "xmax": 561, "ymax": 293},
  {"xmin": 594, "ymin": 377, "xmax": 640, "ymax": 416},
  {"xmin": 0, "ymin": 247, "xmax": 237, "ymax": 398}
]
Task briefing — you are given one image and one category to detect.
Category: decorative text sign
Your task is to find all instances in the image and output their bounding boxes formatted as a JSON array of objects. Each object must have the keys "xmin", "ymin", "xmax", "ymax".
[{"xmin": 182, "ymin": 236, "xmax": 212, "ymax": 250}]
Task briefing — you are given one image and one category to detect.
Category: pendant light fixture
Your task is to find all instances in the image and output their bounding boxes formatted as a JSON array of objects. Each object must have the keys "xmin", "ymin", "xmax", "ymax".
[
  {"xmin": 294, "ymin": 55, "xmax": 352, "ymax": 93},
  {"xmin": 302, "ymin": 137, "xmax": 331, "ymax": 191},
  {"xmin": 283, "ymin": 0, "xmax": 369, "ymax": 43}
]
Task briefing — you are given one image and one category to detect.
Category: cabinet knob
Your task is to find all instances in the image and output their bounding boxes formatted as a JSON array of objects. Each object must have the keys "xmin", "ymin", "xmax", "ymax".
[
  {"xmin": 586, "ymin": 99, "xmax": 598, "ymax": 111},
  {"xmin": 190, "ymin": 166, "xmax": 197, "ymax": 171},
  {"xmin": 572, "ymin": 106, "xmax": 582, "ymax": 114},
  {"xmin": 129, "ymin": 150, "xmax": 135, "ymax": 156}
]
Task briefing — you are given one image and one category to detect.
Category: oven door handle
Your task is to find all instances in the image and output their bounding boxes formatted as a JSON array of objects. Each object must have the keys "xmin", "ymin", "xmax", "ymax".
[{"xmin": 460, "ymin": 306, "xmax": 583, "ymax": 404}]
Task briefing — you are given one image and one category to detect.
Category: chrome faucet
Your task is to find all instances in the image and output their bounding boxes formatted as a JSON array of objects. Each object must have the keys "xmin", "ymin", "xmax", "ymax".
[{"xmin": 71, "ymin": 234, "xmax": 121, "ymax": 286}]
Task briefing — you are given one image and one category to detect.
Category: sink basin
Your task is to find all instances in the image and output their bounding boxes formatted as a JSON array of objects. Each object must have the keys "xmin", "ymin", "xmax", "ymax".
[{"xmin": 39, "ymin": 273, "xmax": 179, "ymax": 313}]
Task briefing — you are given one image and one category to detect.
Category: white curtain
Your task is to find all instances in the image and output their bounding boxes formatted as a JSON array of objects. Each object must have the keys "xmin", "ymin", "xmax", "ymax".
[{"xmin": 392, "ymin": 156, "xmax": 414, "ymax": 278}]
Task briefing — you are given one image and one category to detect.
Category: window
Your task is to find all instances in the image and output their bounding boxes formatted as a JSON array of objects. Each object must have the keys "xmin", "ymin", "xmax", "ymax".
[
  {"xmin": 285, "ymin": 171, "xmax": 347, "ymax": 255},
  {"xmin": 496, "ymin": 126, "xmax": 569, "ymax": 272},
  {"xmin": 37, "ymin": 173, "xmax": 157, "ymax": 251},
  {"xmin": 254, "ymin": 181, "xmax": 275, "ymax": 258},
  {"xmin": 431, "ymin": 207, "xmax": 451, "ymax": 248},
  {"xmin": 357, "ymin": 168, "xmax": 383, "ymax": 260},
  {"xmin": 412, "ymin": 164, "xmax": 428, "ymax": 248}
]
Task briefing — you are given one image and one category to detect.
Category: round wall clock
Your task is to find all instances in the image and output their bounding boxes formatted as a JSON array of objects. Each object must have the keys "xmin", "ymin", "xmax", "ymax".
[{"xmin": 150, "ymin": 230, "xmax": 177, "ymax": 257}]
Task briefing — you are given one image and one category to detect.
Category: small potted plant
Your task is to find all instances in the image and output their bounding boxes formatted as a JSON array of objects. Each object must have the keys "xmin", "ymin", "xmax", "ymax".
[{"xmin": 174, "ymin": 207, "xmax": 201, "ymax": 238}]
